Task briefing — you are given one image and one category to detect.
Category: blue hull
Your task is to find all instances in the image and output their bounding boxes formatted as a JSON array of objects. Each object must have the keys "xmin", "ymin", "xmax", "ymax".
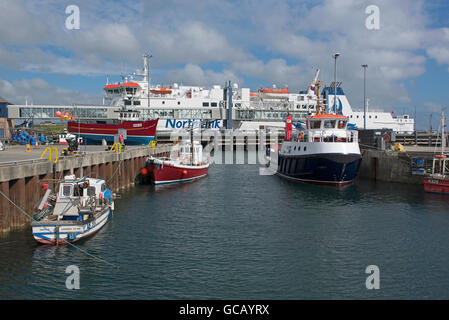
[
  {"xmin": 75, "ymin": 133, "xmax": 155, "ymax": 145},
  {"xmin": 277, "ymin": 153, "xmax": 362, "ymax": 186}
]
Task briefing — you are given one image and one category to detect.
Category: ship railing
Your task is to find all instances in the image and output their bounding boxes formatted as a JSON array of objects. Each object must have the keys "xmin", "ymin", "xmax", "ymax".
[{"xmin": 302, "ymin": 129, "xmax": 358, "ymax": 143}]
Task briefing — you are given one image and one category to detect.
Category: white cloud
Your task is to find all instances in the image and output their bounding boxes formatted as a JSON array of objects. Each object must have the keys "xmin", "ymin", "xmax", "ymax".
[
  {"xmin": 0, "ymin": 79, "xmax": 101, "ymax": 105},
  {"xmin": 164, "ymin": 64, "xmax": 242, "ymax": 86}
]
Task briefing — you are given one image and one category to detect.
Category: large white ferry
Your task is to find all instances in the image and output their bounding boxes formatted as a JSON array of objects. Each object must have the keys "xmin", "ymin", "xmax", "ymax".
[
  {"xmin": 7, "ymin": 56, "xmax": 414, "ymax": 135},
  {"xmin": 101, "ymin": 58, "xmax": 414, "ymax": 133}
]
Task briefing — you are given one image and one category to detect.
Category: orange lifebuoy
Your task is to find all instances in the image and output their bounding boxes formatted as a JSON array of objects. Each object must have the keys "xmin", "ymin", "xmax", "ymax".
[
  {"xmin": 435, "ymin": 154, "xmax": 447, "ymax": 159},
  {"xmin": 298, "ymin": 132, "xmax": 304, "ymax": 142},
  {"xmin": 385, "ymin": 133, "xmax": 391, "ymax": 143},
  {"xmin": 119, "ymin": 133, "xmax": 124, "ymax": 144}
]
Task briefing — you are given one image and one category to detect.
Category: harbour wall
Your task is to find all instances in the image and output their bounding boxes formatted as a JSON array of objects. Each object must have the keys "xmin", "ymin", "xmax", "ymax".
[
  {"xmin": 0, "ymin": 145, "xmax": 171, "ymax": 233},
  {"xmin": 359, "ymin": 148, "xmax": 426, "ymax": 184}
]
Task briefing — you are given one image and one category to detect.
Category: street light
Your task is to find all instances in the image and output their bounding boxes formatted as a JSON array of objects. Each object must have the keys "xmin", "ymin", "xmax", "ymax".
[
  {"xmin": 362, "ymin": 64, "xmax": 368, "ymax": 130},
  {"xmin": 333, "ymin": 53, "xmax": 340, "ymax": 114}
]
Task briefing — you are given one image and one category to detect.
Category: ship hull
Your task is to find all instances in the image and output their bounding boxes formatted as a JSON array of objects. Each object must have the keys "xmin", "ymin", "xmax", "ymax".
[
  {"xmin": 31, "ymin": 208, "xmax": 111, "ymax": 245},
  {"xmin": 277, "ymin": 153, "xmax": 362, "ymax": 186},
  {"xmin": 146, "ymin": 161, "xmax": 209, "ymax": 185},
  {"xmin": 68, "ymin": 119, "xmax": 158, "ymax": 145},
  {"xmin": 424, "ymin": 177, "xmax": 449, "ymax": 194}
]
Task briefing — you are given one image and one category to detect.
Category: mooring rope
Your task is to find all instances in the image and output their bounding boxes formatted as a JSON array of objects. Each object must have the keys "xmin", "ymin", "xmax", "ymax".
[{"xmin": 0, "ymin": 189, "xmax": 119, "ymax": 269}]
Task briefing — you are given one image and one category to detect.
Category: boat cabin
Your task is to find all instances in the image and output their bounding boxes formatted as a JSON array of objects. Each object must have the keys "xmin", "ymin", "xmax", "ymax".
[
  {"xmin": 307, "ymin": 114, "xmax": 348, "ymax": 130},
  {"xmin": 290, "ymin": 114, "xmax": 356, "ymax": 143},
  {"xmin": 179, "ymin": 141, "xmax": 203, "ymax": 165},
  {"xmin": 53, "ymin": 175, "xmax": 111, "ymax": 220}
]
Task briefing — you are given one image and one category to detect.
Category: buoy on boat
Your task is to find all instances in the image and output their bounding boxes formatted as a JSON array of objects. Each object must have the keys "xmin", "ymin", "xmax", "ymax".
[{"xmin": 140, "ymin": 168, "xmax": 148, "ymax": 176}]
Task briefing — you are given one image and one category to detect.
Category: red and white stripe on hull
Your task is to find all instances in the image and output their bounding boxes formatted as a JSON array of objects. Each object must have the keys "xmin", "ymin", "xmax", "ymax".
[{"xmin": 146, "ymin": 161, "xmax": 209, "ymax": 185}]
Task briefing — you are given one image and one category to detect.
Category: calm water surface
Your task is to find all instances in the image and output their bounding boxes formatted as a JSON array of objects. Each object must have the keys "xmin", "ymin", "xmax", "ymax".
[{"xmin": 1, "ymin": 159, "xmax": 449, "ymax": 299}]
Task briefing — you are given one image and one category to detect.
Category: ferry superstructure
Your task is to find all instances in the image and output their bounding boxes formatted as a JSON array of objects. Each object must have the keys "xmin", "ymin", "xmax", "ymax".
[{"xmin": 7, "ymin": 55, "xmax": 414, "ymax": 134}]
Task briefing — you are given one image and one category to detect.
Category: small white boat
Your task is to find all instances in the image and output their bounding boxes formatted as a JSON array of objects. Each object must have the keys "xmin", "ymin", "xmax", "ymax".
[{"xmin": 31, "ymin": 175, "xmax": 115, "ymax": 245}]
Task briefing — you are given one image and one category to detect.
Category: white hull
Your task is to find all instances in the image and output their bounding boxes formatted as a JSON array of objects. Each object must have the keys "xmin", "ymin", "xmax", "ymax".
[{"xmin": 32, "ymin": 208, "xmax": 111, "ymax": 244}]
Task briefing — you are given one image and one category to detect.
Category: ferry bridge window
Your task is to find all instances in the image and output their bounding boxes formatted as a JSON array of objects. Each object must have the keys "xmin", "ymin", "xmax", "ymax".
[
  {"xmin": 133, "ymin": 101, "xmax": 140, "ymax": 105},
  {"xmin": 211, "ymin": 102, "xmax": 218, "ymax": 107},
  {"xmin": 203, "ymin": 102, "xmax": 209, "ymax": 107}
]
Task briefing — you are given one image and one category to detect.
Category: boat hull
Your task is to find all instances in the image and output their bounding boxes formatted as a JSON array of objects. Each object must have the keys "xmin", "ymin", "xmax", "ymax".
[
  {"xmin": 424, "ymin": 177, "xmax": 449, "ymax": 194},
  {"xmin": 276, "ymin": 153, "xmax": 362, "ymax": 186},
  {"xmin": 67, "ymin": 119, "xmax": 158, "ymax": 145},
  {"xmin": 31, "ymin": 208, "xmax": 111, "ymax": 245},
  {"xmin": 146, "ymin": 161, "xmax": 209, "ymax": 185}
]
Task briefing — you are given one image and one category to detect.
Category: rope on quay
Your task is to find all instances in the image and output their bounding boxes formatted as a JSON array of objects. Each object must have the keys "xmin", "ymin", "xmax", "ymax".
[{"xmin": 0, "ymin": 189, "xmax": 120, "ymax": 270}]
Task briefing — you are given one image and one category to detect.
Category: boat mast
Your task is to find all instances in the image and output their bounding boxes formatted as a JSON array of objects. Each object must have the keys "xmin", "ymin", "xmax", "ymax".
[
  {"xmin": 143, "ymin": 54, "xmax": 152, "ymax": 108},
  {"xmin": 441, "ymin": 108, "xmax": 445, "ymax": 155},
  {"xmin": 190, "ymin": 128, "xmax": 194, "ymax": 165}
]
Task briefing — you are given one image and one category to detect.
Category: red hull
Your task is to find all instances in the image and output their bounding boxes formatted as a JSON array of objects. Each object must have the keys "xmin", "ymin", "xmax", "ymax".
[
  {"xmin": 146, "ymin": 161, "xmax": 209, "ymax": 185},
  {"xmin": 424, "ymin": 177, "xmax": 449, "ymax": 194},
  {"xmin": 67, "ymin": 119, "xmax": 158, "ymax": 140}
]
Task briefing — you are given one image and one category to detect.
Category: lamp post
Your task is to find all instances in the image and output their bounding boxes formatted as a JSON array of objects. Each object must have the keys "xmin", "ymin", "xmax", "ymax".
[
  {"xmin": 362, "ymin": 64, "xmax": 368, "ymax": 130},
  {"xmin": 332, "ymin": 53, "xmax": 340, "ymax": 114}
]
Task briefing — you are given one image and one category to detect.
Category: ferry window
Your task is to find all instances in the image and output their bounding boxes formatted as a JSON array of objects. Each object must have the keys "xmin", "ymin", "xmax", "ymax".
[
  {"xmin": 162, "ymin": 101, "xmax": 165, "ymax": 104},
  {"xmin": 62, "ymin": 185, "xmax": 71, "ymax": 197},
  {"xmin": 101, "ymin": 184, "xmax": 106, "ymax": 192},
  {"xmin": 178, "ymin": 101, "xmax": 181, "ymax": 105},
  {"xmin": 211, "ymin": 102, "xmax": 218, "ymax": 107},
  {"xmin": 125, "ymin": 100, "xmax": 131, "ymax": 106},
  {"xmin": 369, "ymin": 116, "xmax": 372, "ymax": 119},
  {"xmin": 87, "ymin": 186, "xmax": 96, "ymax": 197},
  {"xmin": 133, "ymin": 101, "xmax": 140, "ymax": 105},
  {"xmin": 203, "ymin": 102, "xmax": 209, "ymax": 107},
  {"xmin": 310, "ymin": 120, "xmax": 321, "ymax": 129},
  {"xmin": 375, "ymin": 116, "xmax": 378, "ymax": 119},
  {"xmin": 356, "ymin": 115, "xmax": 359, "ymax": 118},
  {"xmin": 324, "ymin": 120, "xmax": 336, "ymax": 129},
  {"xmin": 304, "ymin": 146, "xmax": 307, "ymax": 151}
]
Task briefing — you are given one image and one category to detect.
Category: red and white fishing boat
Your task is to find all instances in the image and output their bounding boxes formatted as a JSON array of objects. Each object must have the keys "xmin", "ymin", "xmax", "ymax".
[
  {"xmin": 143, "ymin": 139, "xmax": 209, "ymax": 185},
  {"xmin": 424, "ymin": 109, "xmax": 449, "ymax": 194}
]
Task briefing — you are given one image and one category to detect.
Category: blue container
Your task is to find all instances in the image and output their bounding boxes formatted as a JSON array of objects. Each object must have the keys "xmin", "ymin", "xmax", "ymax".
[{"xmin": 412, "ymin": 158, "xmax": 424, "ymax": 167}]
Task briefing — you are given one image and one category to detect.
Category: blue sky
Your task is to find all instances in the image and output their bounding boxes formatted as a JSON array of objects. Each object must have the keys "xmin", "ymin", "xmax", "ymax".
[{"xmin": 1, "ymin": 0, "xmax": 449, "ymax": 129}]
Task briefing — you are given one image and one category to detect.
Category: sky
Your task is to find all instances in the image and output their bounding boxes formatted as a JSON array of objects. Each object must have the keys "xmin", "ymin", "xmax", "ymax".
[{"xmin": 1, "ymin": 0, "xmax": 449, "ymax": 130}]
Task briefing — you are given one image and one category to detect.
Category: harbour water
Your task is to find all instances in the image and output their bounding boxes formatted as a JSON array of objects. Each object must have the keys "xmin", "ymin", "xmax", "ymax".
[{"xmin": 1, "ymin": 154, "xmax": 449, "ymax": 299}]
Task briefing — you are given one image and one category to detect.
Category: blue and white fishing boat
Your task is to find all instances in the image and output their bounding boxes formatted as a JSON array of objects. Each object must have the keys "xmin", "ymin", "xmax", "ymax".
[{"xmin": 31, "ymin": 175, "xmax": 114, "ymax": 245}]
